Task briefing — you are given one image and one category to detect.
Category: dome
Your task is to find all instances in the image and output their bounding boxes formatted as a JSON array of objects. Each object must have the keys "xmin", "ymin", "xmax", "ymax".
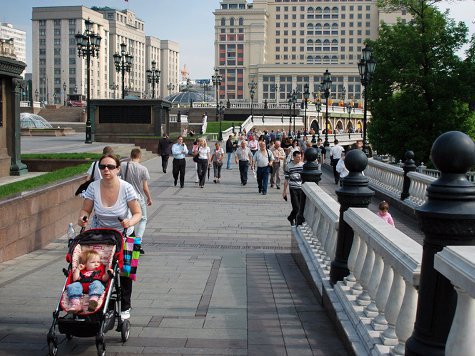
[
  {"xmin": 164, "ymin": 90, "xmax": 213, "ymax": 105},
  {"xmin": 20, "ymin": 113, "xmax": 53, "ymax": 129}
]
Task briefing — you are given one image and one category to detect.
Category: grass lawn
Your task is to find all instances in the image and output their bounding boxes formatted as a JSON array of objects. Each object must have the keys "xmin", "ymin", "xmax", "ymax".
[{"xmin": 206, "ymin": 121, "xmax": 243, "ymax": 133}]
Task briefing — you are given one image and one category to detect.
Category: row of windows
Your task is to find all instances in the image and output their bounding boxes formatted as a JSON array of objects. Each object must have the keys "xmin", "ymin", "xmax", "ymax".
[
  {"xmin": 275, "ymin": 29, "xmax": 370, "ymax": 37},
  {"xmin": 220, "ymin": 17, "xmax": 244, "ymax": 27},
  {"xmin": 275, "ymin": 4, "xmax": 371, "ymax": 12},
  {"xmin": 38, "ymin": 19, "xmax": 76, "ymax": 26}
]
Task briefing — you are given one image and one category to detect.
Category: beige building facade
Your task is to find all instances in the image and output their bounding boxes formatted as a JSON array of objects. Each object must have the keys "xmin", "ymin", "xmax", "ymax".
[
  {"xmin": 31, "ymin": 6, "xmax": 180, "ymax": 104},
  {"xmin": 214, "ymin": 0, "xmax": 409, "ymax": 104}
]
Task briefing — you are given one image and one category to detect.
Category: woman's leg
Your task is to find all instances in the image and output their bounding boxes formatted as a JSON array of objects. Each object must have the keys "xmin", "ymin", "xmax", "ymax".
[{"xmin": 120, "ymin": 276, "xmax": 133, "ymax": 312}]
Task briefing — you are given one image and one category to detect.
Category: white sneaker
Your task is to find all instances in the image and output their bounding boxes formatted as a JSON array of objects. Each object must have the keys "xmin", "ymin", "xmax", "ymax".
[{"xmin": 120, "ymin": 309, "xmax": 130, "ymax": 320}]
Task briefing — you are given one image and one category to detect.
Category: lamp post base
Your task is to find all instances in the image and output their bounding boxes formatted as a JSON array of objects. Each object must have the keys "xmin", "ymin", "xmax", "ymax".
[{"xmin": 85, "ymin": 124, "xmax": 92, "ymax": 144}]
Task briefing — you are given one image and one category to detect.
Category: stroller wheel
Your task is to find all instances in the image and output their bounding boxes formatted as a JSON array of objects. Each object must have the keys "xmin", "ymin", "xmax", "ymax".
[
  {"xmin": 48, "ymin": 339, "xmax": 58, "ymax": 356},
  {"xmin": 96, "ymin": 334, "xmax": 106, "ymax": 356},
  {"xmin": 120, "ymin": 319, "xmax": 130, "ymax": 342}
]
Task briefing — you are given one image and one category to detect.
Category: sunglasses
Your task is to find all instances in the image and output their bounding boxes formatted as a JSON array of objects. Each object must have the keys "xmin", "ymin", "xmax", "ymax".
[{"xmin": 99, "ymin": 164, "xmax": 117, "ymax": 170}]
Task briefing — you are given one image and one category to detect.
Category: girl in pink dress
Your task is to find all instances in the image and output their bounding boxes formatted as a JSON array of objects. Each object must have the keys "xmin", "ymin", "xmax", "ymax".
[{"xmin": 377, "ymin": 201, "xmax": 395, "ymax": 227}]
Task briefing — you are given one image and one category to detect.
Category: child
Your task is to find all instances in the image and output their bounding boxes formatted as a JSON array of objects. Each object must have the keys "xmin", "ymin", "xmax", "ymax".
[
  {"xmin": 66, "ymin": 250, "xmax": 111, "ymax": 313},
  {"xmin": 377, "ymin": 201, "xmax": 395, "ymax": 227}
]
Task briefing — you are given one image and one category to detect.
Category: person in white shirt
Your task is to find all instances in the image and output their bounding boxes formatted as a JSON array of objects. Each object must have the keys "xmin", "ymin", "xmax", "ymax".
[
  {"xmin": 252, "ymin": 141, "xmax": 274, "ymax": 195},
  {"xmin": 335, "ymin": 151, "xmax": 349, "ymax": 186},
  {"xmin": 330, "ymin": 139, "xmax": 345, "ymax": 184}
]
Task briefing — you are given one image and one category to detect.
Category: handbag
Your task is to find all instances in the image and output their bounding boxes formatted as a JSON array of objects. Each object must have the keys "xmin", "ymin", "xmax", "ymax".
[
  {"xmin": 75, "ymin": 161, "xmax": 96, "ymax": 196},
  {"xmin": 193, "ymin": 147, "xmax": 200, "ymax": 163}
]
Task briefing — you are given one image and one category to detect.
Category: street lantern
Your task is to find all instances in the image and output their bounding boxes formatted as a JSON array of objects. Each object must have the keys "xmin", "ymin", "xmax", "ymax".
[
  {"xmin": 358, "ymin": 44, "xmax": 376, "ymax": 156},
  {"xmin": 322, "ymin": 69, "xmax": 332, "ymax": 147},
  {"xmin": 201, "ymin": 80, "xmax": 210, "ymax": 102},
  {"xmin": 114, "ymin": 43, "xmax": 133, "ymax": 99},
  {"xmin": 75, "ymin": 18, "xmax": 101, "ymax": 144},
  {"xmin": 248, "ymin": 80, "xmax": 256, "ymax": 122},
  {"xmin": 109, "ymin": 83, "xmax": 119, "ymax": 99},
  {"xmin": 63, "ymin": 82, "xmax": 67, "ymax": 106},
  {"xmin": 218, "ymin": 101, "xmax": 225, "ymax": 141},
  {"xmin": 146, "ymin": 60, "xmax": 160, "ymax": 99},
  {"xmin": 303, "ymin": 83, "xmax": 310, "ymax": 134},
  {"xmin": 212, "ymin": 68, "xmax": 223, "ymax": 126}
]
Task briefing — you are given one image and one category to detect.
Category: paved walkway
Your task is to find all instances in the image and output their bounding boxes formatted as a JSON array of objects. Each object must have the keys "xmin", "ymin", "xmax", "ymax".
[{"xmin": 0, "ymin": 150, "xmax": 349, "ymax": 355}]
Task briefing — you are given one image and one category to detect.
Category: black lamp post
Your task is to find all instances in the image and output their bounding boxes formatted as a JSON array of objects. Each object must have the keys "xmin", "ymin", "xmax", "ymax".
[
  {"xmin": 63, "ymin": 82, "xmax": 67, "ymax": 106},
  {"xmin": 288, "ymin": 93, "xmax": 292, "ymax": 135},
  {"xmin": 358, "ymin": 44, "xmax": 376, "ymax": 156},
  {"xmin": 146, "ymin": 60, "xmax": 160, "ymax": 99},
  {"xmin": 167, "ymin": 83, "xmax": 175, "ymax": 96},
  {"xmin": 201, "ymin": 80, "xmax": 210, "ymax": 102},
  {"xmin": 347, "ymin": 104, "xmax": 352, "ymax": 132},
  {"xmin": 322, "ymin": 69, "xmax": 332, "ymax": 147},
  {"xmin": 113, "ymin": 43, "xmax": 134, "ymax": 100},
  {"xmin": 248, "ymin": 80, "xmax": 256, "ymax": 122},
  {"xmin": 303, "ymin": 83, "xmax": 310, "ymax": 134},
  {"xmin": 75, "ymin": 18, "xmax": 101, "ymax": 144},
  {"xmin": 212, "ymin": 68, "xmax": 223, "ymax": 123},
  {"xmin": 218, "ymin": 101, "xmax": 225, "ymax": 141},
  {"xmin": 34, "ymin": 89, "xmax": 39, "ymax": 102}
]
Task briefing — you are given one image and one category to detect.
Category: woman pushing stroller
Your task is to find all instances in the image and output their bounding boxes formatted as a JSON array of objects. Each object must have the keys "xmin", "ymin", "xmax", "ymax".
[{"xmin": 78, "ymin": 153, "xmax": 142, "ymax": 320}]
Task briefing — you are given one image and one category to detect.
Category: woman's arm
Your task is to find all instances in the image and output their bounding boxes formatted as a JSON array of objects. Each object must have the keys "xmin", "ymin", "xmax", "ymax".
[
  {"xmin": 78, "ymin": 199, "xmax": 94, "ymax": 227},
  {"xmin": 120, "ymin": 199, "xmax": 142, "ymax": 229}
]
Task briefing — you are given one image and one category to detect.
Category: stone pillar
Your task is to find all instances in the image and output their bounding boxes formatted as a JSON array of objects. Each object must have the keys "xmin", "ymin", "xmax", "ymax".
[
  {"xmin": 405, "ymin": 131, "xmax": 475, "ymax": 355},
  {"xmin": 296, "ymin": 148, "xmax": 322, "ymax": 226},
  {"xmin": 330, "ymin": 149, "xmax": 374, "ymax": 285},
  {"xmin": 10, "ymin": 78, "xmax": 28, "ymax": 176},
  {"xmin": 401, "ymin": 150, "xmax": 417, "ymax": 200}
]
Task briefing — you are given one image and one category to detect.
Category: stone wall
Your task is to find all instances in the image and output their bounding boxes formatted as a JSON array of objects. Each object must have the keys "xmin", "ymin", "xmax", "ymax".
[{"xmin": 0, "ymin": 175, "xmax": 84, "ymax": 263}]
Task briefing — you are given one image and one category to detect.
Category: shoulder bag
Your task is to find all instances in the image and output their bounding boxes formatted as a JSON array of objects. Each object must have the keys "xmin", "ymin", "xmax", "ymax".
[{"xmin": 75, "ymin": 161, "xmax": 96, "ymax": 196}]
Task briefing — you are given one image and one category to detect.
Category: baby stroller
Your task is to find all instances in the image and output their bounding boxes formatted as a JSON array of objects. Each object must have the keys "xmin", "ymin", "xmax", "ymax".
[{"xmin": 47, "ymin": 228, "xmax": 130, "ymax": 356}]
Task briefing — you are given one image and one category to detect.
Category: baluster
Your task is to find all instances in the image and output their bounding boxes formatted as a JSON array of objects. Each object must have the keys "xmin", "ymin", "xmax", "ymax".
[
  {"xmin": 344, "ymin": 233, "xmax": 361, "ymax": 287},
  {"xmin": 372, "ymin": 263, "xmax": 394, "ymax": 330},
  {"xmin": 356, "ymin": 246, "xmax": 375, "ymax": 306},
  {"xmin": 445, "ymin": 287, "xmax": 475, "ymax": 356},
  {"xmin": 381, "ymin": 272, "xmax": 405, "ymax": 346},
  {"xmin": 364, "ymin": 254, "xmax": 384, "ymax": 318},
  {"xmin": 390, "ymin": 277, "xmax": 418, "ymax": 355},
  {"xmin": 351, "ymin": 238, "xmax": 368, "ymax": 295}
]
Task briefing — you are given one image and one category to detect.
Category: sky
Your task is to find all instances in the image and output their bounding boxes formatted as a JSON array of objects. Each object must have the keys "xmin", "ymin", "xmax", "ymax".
[{"xmin": 0, "ymin": 0, "xmax": 474, "ymax": 80}]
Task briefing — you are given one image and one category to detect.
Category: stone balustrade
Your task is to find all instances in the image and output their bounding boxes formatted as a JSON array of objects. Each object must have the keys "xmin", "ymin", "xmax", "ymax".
[
  {"xmin": 406, "ymin": 171, "xmax": 434, "ymax": 206},
  {"xmin": 365, "ymin": 158, "xmax": 405, "ymax": 200},
  {"xmin": 434, "ymin": 246, "xmax": 475, "ymax": 356}
]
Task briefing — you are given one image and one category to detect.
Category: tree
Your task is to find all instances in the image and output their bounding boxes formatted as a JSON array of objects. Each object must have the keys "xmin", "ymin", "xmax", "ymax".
[{"xmin": 368, "ymin": 0, "xmax": 475, "ymax": 163}]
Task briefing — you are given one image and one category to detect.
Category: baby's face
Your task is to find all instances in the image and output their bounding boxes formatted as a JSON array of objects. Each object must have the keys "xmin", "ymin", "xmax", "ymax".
[{"xmin": 85, "ymin": 255, "xmax": 101, "ymax": 271}]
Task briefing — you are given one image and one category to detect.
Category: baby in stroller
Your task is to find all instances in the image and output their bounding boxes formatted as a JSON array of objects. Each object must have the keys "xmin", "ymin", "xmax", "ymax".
[{"xmin": 66, "ymin": 250, "xmax": 113, "ymax": 313}]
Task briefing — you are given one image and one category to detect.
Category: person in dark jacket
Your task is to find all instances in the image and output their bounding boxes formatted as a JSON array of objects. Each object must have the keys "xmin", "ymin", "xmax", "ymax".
[
  {"xmin": 158, "ymin": 134, "xmax": 173, "ymax": 173},
  {"xmin": 225, "ymin": 135, "xmax": 234, "ymax": 170}
]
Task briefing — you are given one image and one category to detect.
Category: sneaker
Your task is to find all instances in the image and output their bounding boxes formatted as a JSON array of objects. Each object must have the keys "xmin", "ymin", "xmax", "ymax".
[
  {"xmin": 121, "ymin": 309, "xmax": 131, "ymax": 320},
  {"xmin": 271, "ymin": 184, "xmax": 274, "ymax": 188},
  {"xmin": 68, "ymin": 299, "xmax": 82, "ymax": 314},
  {"xmin": 213, "ymin": 179, "xmax": 217, "ymax": 183},
  {"xmin": 174, "ymin": 179, "xmax": 177, "ymax": 186},
  {"xmin": 276, "ymin": 186, "xmax": 280, "ymax": 190}
]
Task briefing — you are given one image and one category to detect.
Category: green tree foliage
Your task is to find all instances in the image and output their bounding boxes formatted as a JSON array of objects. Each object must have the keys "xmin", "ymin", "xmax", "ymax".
[{"xmin": 368, "ymin": 0, "xmax": 475, "ymax": 163}]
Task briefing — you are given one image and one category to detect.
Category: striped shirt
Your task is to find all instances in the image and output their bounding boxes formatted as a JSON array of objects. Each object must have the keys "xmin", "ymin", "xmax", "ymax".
[{"xmin": 284, "ymin": 161, "xmax": 304, "ymax": 190}]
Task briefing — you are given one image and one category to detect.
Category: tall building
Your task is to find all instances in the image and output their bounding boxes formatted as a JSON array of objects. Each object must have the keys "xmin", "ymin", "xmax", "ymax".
[
  {"xmin": 31, "ymin": 6, "xmax": 180, "ymax": 104},
  {"xmin": 0, "ymin": 23, "xmax": 27, "ymax": 75},
  {"xmin": 214, "ymin": 0, "xmax": 409, "ymax": 103}
]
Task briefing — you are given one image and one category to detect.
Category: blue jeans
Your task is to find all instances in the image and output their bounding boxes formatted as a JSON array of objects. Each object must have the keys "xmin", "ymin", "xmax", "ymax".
[
  {"xmin": 67, "ymin": 280, "xmax": 105, "ymax": 299},
  {"xmin": 134, "ymin": 195, "xmax": 147, "ymax": 240},
  {"xmin": 226, "ymin": 153, "xmax": 232, "ymax": 169},
  {"xmin": 256, "ymin": 166, "xmax": 270, "ymax": 194}
]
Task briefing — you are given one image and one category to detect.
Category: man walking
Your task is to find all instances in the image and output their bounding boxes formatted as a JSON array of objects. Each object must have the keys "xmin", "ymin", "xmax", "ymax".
[
  {"xmin": 225, "ymin": 135, "xmax": 234, "ymax": 170},
  {"xmin": 235, "ymin": 140, "xmax": 253, "ymax": 186},
  {"xmin": 330, "ymin": 139, "xmax": 345, "ymax": 184},
  {"xmin": 270, "ymin": 140, "xmax": 285, "ymax": 189},
  {"xmin": 158, "ymin": 133, "xmax": 173, "ymax": 173},
  {"xmin": 253, "ymin": 140, "xmax": 274, "ymax": 195},
  {"xmin": 120, "ymin": 148, "xmax": 152, "ymax": 254},
  {"xmin": 171, "ymin": 136, "xmax": 188, "ymax": 188},
  {"xmin": 282, "ymin": 150, "xmax": 304, "ymax": 225}
]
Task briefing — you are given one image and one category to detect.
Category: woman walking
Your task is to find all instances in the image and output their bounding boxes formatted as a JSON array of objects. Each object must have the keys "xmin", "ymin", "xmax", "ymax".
[
  {"xmin": 195, "ymin": 138, "xmax": 211, "ymax": 188},
  {"xmin": 211, "ymin": 142, "xmax": 225, "ymax": 183}
]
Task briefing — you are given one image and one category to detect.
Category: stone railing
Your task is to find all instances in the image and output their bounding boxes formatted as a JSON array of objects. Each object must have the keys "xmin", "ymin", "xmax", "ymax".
[
  {"xmin": 365, "ymin": 158, "xmax": 405, "ymax": 200},
  {"xmin": 406, "ymin": 171, "xmax": 434, "ymax": 207},
  {"xmin": 434, "ymin": 246, "xmax": 475, "ymax": 356},
  {"xmin": 293, "ymin": 184, "xmax": 423, "ymax": 355}
]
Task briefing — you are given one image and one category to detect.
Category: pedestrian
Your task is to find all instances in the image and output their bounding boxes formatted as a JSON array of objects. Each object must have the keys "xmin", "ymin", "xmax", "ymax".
[
  {"xmin": 192, "ymin": 140, "xmax": 199, "ymax": 183},
  {"xmin": 335, "ymin": 151, "xmax": 349, "ymax": 186},
  {"xmin": 282, "ymin": 150, "xmax": 304, "ymax": 225},
  {"xmin": 317, "ymin": 138, "xmax": 326, "ymax": 163},
  {"xmin": 78, "ymin": 153, "xmax": 142, "ymax": 320},
  {"xmin": 120, "ymin": 148, "xmax": 152, "ymax": 254},
  {"xmin": 330, "ymin": 139, "xmax": 344, "ymax": 184},
  {"xmin": 252, "ymin": 140, "xmax": 274, "ymax": 195},
  {"xmin": 248, "ymin": 135, "xmax": 258, "ymax": 156},
  {"xmin": 158, "ymin": 133, "xmax": 173, "ymax": 173},
  {"xmin": 225, "ymin": 135, "xmax": 234, "ymax": 170},
  {"xmin": 171, "ymin": 136, "xmax": 188, "ymax": 188},
  {"xmin": 195, "ymin": 138, "xmax": 211, "ymax": 188},
  {"xmin": 377, "ymin": 201, "xmax": 395, "ymax": 227},
  {"xmin": 235, "ymin": 140, "xmax": 253, "ymax": 186},
  {"xmin": 211, "ymin": 142, "xmax": 225, "ymax": 183},
  {"xmin": 270, "ymin": 140, "xmax": 285, "ymax": 189}
]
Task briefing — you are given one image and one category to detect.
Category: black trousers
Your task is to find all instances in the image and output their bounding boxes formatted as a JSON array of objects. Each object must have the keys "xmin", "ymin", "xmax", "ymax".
[
  {"xmin": 197, "ymin": 158, "xmax": 208, "ymax": 186},
  {"xmin": 288, "ymin": 188, "xmax": 301, "ymax": 221},
  {"xmin": 238, "ymin": 160, "xmax": 249, "ymax": 184},
  {"xmin": 120, "ymin": 276, "xmax": 133, "ymax": 311},
  {"xmin": 331, "ymin": 158, "xmax": 340, "ymax": 183},
  {"xmin": 161, "ymin": 154, "xmax": 170, "ymax": 172},
  {"xmin": 172, "ymin": 158, "xmax": 186, "ymax": 186}
]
